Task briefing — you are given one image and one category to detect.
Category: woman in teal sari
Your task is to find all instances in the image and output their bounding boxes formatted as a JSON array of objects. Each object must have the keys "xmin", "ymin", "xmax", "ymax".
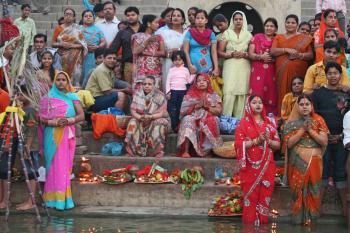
[
  {"xmin": 81, "ymin": 10, "xmax": 106, "ymax": 86},
  {"xmin": 39, "ymin": 71, "xmax": 84, "ymax": 210}
]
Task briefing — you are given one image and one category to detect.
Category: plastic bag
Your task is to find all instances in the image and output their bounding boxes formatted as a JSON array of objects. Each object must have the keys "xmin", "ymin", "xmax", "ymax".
[
  {"xmin": 219, "ymin": 115, "xmax": 240, "ymax": 135},
  {"xmin": 101, "ymin": 142, "xmax": 124, "ymax": 156},
  {"xmin": 98, "ymin": 107, "xmax": 125, "ymax": 116}
]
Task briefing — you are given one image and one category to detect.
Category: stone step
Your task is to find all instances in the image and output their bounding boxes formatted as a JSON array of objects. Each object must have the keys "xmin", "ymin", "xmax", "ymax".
[
  {"xmin": 9, "ymin": 180, "xmax": 342, "ymax": 216},
  {"xmin": 73, "ymin": 155, "xmax": 241, "ymax": 182},
  {"xmin": 81, "ymin": 131, "xmax": 234, "ymax": 155}
]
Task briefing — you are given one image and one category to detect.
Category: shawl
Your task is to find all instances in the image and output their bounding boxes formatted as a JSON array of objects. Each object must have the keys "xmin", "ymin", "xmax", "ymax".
[
  {"xmin": 131, "ymin": 86, "xmax": 166, "ymax": 115},
  {"xmin": 189, "ymin": 27, "xmax": 213, "ymax": 46},
  {"xmin": 222, "ymin": 11, "xmax": 252, "ymax": 50},
  {"xmin": 316, "ymin": 12, "xmax": 344, "ymax": 44}
]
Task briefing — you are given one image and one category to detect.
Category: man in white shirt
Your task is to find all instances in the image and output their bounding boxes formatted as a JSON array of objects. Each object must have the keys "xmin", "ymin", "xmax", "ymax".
[
  {"xmin": 29, "ymin": 33, "xmax": 62, "ymax": 70},
  {"xmin": 96, "ymin": 1, "xmax": 120, "ymax": 47}
]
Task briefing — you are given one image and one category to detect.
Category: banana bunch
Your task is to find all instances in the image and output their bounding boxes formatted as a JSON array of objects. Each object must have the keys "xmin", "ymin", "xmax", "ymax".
[{"xmin": 180, "ymin": 168, "xmax": 204, "ymax": 199}]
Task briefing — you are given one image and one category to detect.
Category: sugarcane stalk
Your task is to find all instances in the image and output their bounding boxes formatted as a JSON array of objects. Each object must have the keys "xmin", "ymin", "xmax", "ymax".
[
  {"xmin": 16, "ymin": 112, "xmax": 50, "ymax": 219},
  {"xmin": 5, "ymin": 112, "xmax": 14, "ymax": 221},
  {"xmin": 17, "ymin": 136, "xmax": 41, "ymax": 223}
]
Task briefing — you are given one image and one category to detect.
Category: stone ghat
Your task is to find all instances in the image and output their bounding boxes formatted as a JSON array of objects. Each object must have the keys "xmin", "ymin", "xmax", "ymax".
[
  {"xmin": 8, "ymin": 154, "xmax": 343, "ymax": 217},
  {"xmin": 80, "ymin": 130, "xmax": 234, "ymax": 155}
]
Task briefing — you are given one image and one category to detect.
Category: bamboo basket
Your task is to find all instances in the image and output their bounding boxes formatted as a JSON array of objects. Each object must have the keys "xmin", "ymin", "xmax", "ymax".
[{"xmin": 213, "ymin": 141, "xmax": 236, "ymax": 158}]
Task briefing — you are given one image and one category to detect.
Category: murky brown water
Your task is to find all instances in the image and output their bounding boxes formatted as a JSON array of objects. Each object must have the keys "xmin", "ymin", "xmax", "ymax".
[{"xmin": 0, "ymin": 214, "xmax": 348, "ymax": 233}]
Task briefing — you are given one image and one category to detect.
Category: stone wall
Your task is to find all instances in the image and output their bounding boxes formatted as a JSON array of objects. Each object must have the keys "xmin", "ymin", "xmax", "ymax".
[{"xmin": 169, "ymin": 0, "xmax": 301, "ymax": 33}]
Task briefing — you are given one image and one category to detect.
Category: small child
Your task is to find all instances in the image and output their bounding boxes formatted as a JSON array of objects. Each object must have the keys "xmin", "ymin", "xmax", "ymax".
[
  {"xmin": 93, "ymin": 3, "xmax": 104, "ymax": 23},
  {"xmin": 16, "ymin": 90, "xmax": 40, "ymax": 210},
  {"xmin": 166, "ymin": 50, "xmax": 194, "ymax": 132}
]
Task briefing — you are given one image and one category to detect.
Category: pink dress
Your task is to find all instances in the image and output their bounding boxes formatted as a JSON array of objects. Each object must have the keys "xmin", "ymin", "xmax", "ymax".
[{"xmin": 248, "ymin": 33, "xmax": 277, "ymax": 115}]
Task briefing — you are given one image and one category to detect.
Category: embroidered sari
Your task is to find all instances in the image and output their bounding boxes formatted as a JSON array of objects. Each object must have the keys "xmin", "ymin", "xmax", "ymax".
[
  {"xmin": 132, "ymin": 33, "xmax": 163, "ymax": 90},
  {"xmin": 52, "ymin": 24, "xmax": 87, "ymax": 86},
  {"xmin": 177, "ymin": 73, "xmax": 223, "ymax": 157},
  {"xmin": 249, "ymin": 33, "xmax": 277, "ymax": 115},
  {"xmin": 39, "ymin": 71, "xmax": 80, "ymax": 210},
  {"xmin": 125, "ymin": 88, "xmax": 170, "ymax": 157},
  {"xmin": 235, "ymin": 98, "xmax": 280, "ymax": 224},
  {"xmin": 272, "ymin": 34, "xmax": 312, "ymax": 112},
  {"xmin": 282, "ymin": 105, "xmax": 328, "ymax": 224},
  {"xmin": 222, "ymin": 11, "xmax": 252, "ymax": 118}
]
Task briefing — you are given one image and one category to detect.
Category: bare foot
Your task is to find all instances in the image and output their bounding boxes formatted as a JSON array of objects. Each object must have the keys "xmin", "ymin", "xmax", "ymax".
[
  {"xmin": 16, "ymin": 200, "xmax": 31, "ymax": 209},
  {"xmin": 0, "ymin": 202, "xmax": 7, "ymax": 209},
  {"xmin": 181, "ymin": 152, "xmax": 191, "ymax": 158},
  {"xmin": 16, "ymin": 201, "xmax": 34, "ymax": 211}
]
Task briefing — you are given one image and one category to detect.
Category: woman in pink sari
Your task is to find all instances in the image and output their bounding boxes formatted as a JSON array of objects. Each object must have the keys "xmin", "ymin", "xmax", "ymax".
[
  {"xmin": 39, "ymin": 71, "xmax": 84, "ymax": 210},
  {"xmin": 248, "ymin": 18, "xmax": 278, "ymax": 115},
  {"xmin": 132, "ymin": 14, "xmax": 165, "ymax": 91}
]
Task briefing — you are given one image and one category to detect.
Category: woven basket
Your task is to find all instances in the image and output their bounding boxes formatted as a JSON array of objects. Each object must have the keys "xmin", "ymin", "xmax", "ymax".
[
  {"xmin": 116, "ymin": 116, "xmax": 132, "ymax": 130},
  {"xmin": 213, "ymin": 141, "xmax": 236, "ymax": 158}
]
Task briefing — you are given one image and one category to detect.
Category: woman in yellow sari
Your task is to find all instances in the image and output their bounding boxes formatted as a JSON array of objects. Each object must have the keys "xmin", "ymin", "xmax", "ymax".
[
  {"xmin": 218, "ymin": 11, "xmax": 252, "ymax": 118},
  {"xmin": 282, "ymin": 94, "xmax": 328, "ymax": 225}
]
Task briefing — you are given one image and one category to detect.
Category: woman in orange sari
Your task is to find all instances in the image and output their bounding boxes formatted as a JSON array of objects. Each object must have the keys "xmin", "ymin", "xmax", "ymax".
[
  {"xmin": 271, "ymin": 14, "xmax": 313, "ymax": 112},
  {"xmin": 314, "ymin": 9, "xmax": 345, "ymax": 64},
  {"xmin": 52, "ymin": 8, "xmax": 87, "ymax": 86},
  {"xmin": 282, "ymin": 94, "xmax": 328, "ymax": 225}
]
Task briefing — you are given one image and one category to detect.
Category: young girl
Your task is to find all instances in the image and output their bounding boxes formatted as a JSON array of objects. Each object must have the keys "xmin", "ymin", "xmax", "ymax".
[{"xmin": 166, "ymin": 50, "xmax": 194, "ymax": 132}]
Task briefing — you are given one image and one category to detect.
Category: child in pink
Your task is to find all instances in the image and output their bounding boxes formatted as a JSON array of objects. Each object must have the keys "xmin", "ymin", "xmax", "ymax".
[{"xmin": 166, "ymin": 50, "xmax": 194, "ymax": 132}]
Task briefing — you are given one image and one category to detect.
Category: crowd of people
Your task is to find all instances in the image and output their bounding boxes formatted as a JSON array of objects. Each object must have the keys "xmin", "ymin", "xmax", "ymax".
[{"xmin": 0, "ymin": 0, "xmax": 350, "ymax": 227}]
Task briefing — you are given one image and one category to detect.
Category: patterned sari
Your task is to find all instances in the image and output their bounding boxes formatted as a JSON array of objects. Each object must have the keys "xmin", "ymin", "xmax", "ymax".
[
  {"xmin": 249, "ymin": 33, "xmax": 277, "ymax": 115},
  {"xmin": 235, "ymin": 97, "xmax": 280, "ymax": 224},
  {"xmin": 52, "ymin": 24, "xmax": 87, "ymax": 86},
  {"xmin": 282, "ymin": 106, "xmax": 328, "ymax": 224},
  {"xmin": 177, "ymin": 74, "xmax": 223, "ymax": 157},
  {"xmin": 39, "ymin": 71, "xmax": 80, "ymax": 210},
  {"xmin": 272, "ymin": 34, "xmax": 312, "ymax": 112},
  {"xmin": 132, "ymin": 33, "xmax": 163, "ymax": 90},
  {"xmin": 125, "ymin": 88, "xmax": 170, "ymax": 157}
]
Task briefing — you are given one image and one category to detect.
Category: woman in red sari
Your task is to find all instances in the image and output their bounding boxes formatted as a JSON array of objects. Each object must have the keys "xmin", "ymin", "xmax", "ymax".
[
  {"xmin": 314, "ymin": 9, "xmax": 345, "ymax": 63},
  {"xmin": 270, "ymin": 14, "xmax": 313, "ymax": 112},
  {"xmin": 235, "ymin": 95, "xmax": 280, "ymax": 224},
  {"xmin": 248, "ymin": 18, "xmax": 278, "ymax": 115},
  {"xmin": 177, "ymin": 73, "xmax": 222, "ymax": 158}
]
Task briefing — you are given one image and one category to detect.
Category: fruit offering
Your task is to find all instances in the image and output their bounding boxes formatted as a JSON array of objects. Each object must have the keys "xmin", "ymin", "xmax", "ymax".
[
  {"xmin": 134, "ymin": 164, "xmax": 170, "ymax": 183},
  {"xmin": 208, "ymin": 192, "xmax": 243, "ymax": 216},
  {"xmin": 180, "ymin": 168, "xmax": 204, "ymax": 199},
  {"xmin": 101, "ymin": 167, "xmax": 134, "ymax": 185}
]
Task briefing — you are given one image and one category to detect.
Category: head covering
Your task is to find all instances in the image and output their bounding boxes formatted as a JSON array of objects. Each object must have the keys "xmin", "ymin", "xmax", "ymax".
[
  {"xmin": 318, "ymin": 12, "xmax": 342, "ymax": 44},
  {"xmin": 242, "ymin": 95, "xmax": 272, "ymax": 135},
  {"xmin": 285, "ymin": 96, "xmax": 314, "ymax": 124},
  {"xmin": 229, "ymin": 10, "xmax": 248, "ymax": 31},
  {"xmin": 52, "ymin": 71, "xmax": 75, "ymax": 93},
  {"xmin": 186, "ymin": 73, "xmax": 214, "ymax": 99}
]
